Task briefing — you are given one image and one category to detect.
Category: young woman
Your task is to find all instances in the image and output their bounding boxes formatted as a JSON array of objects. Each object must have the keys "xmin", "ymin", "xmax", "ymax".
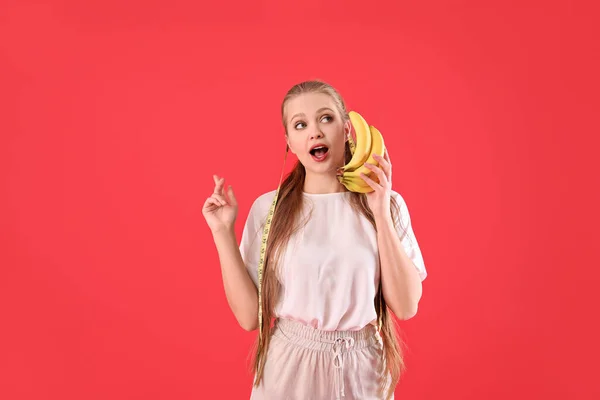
[{"xmin": 202, "ymin": 80, "xmax": 427, "ymax": 400}]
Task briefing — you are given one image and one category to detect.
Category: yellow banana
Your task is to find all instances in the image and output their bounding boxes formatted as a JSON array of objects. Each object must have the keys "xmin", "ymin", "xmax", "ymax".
[
  {"xmin": 338, "ymin": 172, "xmax": 377, "ymax": 193},
  {"xmin": 338, "ymin": 124, "xmax": 386, "ymax": 193},
  {"xmin": 341, "ymin": 111, "xmax": 372, "ymax": 172},
  {"xmin": 342, "ymin": 125, "xmax": 386, "ymax": 180}
]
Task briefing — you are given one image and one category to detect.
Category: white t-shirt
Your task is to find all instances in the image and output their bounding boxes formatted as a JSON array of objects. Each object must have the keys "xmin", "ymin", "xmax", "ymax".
[{"xmin": 239, "ymin": 189, "xmax": 427, "ymax": 332}]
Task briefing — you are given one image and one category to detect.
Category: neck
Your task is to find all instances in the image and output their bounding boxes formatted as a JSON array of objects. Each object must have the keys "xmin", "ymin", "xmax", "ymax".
[{"xmin": 303, "ymin": 170, "xmax": 348, "ymax": 194}]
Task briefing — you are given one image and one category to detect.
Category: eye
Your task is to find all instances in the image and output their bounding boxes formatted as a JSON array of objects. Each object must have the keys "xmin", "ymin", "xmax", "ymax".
[
  {"xmin": 294, "ymin": 121, "xmax": 306, "ymax": 129},
  {"xmin": 321, "ymin": 115, "xmax": 333, "ymax": 123}
]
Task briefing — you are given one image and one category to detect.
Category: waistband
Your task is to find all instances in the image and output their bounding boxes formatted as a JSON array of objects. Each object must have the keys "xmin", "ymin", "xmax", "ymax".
[
  {"xmin": 273, "ymin": 318, "xmax": 383, "ymax": 399},
  {"xmin": 272, "ymin": 318, "xmax": 381, "ymax": 351}
]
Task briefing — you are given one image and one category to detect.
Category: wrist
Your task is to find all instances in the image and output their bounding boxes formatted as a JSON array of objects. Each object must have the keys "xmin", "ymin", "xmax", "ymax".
[
  {"xmin": 212, "ymin": 224, "xmax": 236, "ymax": 239},
  {"xmin": 374, "ymin": 213, "xmax": 394, "ymax": 229}
]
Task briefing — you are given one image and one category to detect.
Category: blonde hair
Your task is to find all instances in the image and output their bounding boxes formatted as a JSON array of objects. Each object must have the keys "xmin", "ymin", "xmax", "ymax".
[{"xmin": 248, "ymin": 79, "xmax": 406, "ymax": 400}]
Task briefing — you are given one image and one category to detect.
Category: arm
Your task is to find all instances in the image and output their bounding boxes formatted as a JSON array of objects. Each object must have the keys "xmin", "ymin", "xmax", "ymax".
[
  {"xmin": 360, "ymin": 152, "xmax": 427, "ymax": 321},
  {"xmin": 375, "ymin": 214, "xmax": 423, "ymax": 320},
  {"xmin": 202, "ymin": 175, "xmax": 259, "ymax": 332},
  {"xmin": 212, "ymin": 227, "xmax": 259, "ymax": 331}
]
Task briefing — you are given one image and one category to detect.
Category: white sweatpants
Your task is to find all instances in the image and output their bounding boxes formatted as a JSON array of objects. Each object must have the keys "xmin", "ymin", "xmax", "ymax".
[{"xmin": 249, "ymin": 318, "xmax": 394, "ymax": 400}]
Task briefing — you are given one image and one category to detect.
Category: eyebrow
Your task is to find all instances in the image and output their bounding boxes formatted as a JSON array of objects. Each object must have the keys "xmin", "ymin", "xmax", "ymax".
[{"xmin": 290, "ymin": 107, "xmax": 334, "ymax": 121}]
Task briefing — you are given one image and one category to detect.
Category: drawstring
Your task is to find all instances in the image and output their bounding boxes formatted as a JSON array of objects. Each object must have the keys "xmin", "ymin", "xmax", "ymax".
[
  {"xmin": 274, "ymin": 319, "xmax": 378, "ymax": 399},
  {"xmin": 330, "ymin": 337, "xmax": 355, "ymax": 398}
]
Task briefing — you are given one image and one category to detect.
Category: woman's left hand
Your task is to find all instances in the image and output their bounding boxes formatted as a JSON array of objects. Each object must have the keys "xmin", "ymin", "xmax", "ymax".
[{"xmin": 360, "ymin": 150, "xmax": 393, "ymax": 224}]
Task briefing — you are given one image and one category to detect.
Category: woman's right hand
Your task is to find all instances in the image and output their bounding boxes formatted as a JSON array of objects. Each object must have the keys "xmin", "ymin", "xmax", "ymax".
[{"xmin": 202, "ymin": 175, "xmax": 238, "ymax": 234}]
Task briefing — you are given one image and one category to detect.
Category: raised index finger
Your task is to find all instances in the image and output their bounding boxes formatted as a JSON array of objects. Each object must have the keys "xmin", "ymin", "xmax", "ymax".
[{"xmin": 213, "ymin": 174, "xmax": 225, "ymax": 195}]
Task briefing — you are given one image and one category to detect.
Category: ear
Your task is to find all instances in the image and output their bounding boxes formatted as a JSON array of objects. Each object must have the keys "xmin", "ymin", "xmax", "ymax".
[
  {"xmin": 344, "ymin": 120, "xmax": 352, "ymax": 141},
  {"xmin": 285, "ymin": 136, "xmax": 296, "ymax": 155}
]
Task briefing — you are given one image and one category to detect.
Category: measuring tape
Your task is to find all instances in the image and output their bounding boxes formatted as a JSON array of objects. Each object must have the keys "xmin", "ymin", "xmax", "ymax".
[
  {"xmin": 256, "ymin": 115, "xmax": 383, "ymax": 339},
  {"xmin": 257, "ymin": 145, "xmax": 289, "ymax": 340}
]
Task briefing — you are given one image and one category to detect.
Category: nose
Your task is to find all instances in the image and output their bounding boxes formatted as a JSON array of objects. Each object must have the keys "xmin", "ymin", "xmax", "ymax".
[{"xmin": 310, "ymin": 126, "xmax": 324, "ymax": 140}]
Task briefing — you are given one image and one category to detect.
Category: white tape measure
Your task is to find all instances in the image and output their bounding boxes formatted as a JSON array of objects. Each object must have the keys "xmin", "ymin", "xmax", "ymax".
[{"xmin": 257, "ymin": 145, "xmax": 289, "ymax": 340}]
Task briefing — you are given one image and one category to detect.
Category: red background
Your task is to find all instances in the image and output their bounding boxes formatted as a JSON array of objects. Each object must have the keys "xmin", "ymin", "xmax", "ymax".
[{"xmin": 1, "ymin": 1, "xmax": 599, "ymax": 399}]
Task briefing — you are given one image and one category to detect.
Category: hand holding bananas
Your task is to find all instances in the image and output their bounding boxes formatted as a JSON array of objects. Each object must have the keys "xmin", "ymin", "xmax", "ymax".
[
  {"xmin": 361, "ymin": 150, "xmax": 394, "ymax": 224},
  {"xmin": 337, "ymin": 111, "xmax": 394, "ymax": 224},
  {"xmin": 202, "ymin": 174, "xmax": 239, "ymax": 234}
]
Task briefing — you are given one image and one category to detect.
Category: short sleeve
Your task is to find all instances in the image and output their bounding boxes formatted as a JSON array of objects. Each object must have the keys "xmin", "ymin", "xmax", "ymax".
[
  {"xmin": 239, "ymin": 191, "xmax": 276, "ymax": 288},
  {"xmin": 391, "ymin": 191, "xmax": 428, "ymax": 281}
]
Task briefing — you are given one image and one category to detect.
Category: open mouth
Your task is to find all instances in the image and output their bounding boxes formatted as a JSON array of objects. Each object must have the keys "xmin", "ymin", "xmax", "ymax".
[{"xmin": 309, "ymin": 146, "xmax": 329, "ymax": 162}]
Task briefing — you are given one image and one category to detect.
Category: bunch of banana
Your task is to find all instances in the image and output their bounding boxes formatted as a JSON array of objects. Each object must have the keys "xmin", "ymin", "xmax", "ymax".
[{"xmin": 338, "ymin": 111, "xmax": 386, "ymax": 193}]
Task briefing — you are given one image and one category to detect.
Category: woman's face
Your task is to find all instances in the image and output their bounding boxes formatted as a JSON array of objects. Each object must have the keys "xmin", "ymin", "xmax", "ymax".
[{"xmin": 284, "ymin": 92, "xmax": 350, "ymax": 175}]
